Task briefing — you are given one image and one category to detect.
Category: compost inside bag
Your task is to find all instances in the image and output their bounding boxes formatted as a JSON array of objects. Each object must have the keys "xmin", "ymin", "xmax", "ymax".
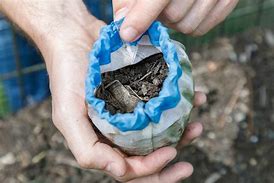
[{"xmin": 85, "ymin": 19, "xmax": 194, "ymax": 155}]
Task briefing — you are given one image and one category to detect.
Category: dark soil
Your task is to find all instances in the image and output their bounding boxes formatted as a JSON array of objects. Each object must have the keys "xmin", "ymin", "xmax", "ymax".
[
  {"xmin": 181, "ymin": 28, "xmax": 274, "ymax": 183},
  {"xmin": 95, "ymin": 53, "xmax": 168, "ymax": 114}
]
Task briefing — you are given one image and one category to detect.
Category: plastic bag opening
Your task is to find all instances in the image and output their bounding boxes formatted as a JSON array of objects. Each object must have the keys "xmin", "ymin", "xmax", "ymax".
[{"xmin": 86, "ymin": 19, "xmax": 183, "ymax": 132}]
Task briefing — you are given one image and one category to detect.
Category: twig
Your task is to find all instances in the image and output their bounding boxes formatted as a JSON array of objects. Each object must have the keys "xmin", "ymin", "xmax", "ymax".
[
  {"xmin": 218, "ymin": 78, "xmax": 247, "ymax": 128},
  {"xmin": 125, "ymin": 85, "xmax": 144, "ymax": 101},
  {"xmin": 244, "ymin": 68, "xmax": 255, "ymax": 135},
  {"xmin": 136, "ymin": 71, "xmax": 152, "ymax": 83},
  {"xmin": 132, "ymin": 60, "xmax": 159, "ymax": 84}
]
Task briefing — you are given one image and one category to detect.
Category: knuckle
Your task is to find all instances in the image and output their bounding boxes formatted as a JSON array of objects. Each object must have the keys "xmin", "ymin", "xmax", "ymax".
[
  {"xmin": 51, "ymin": 104, "xmax": 67, "ymax": 127},
  {"xmin": 51, "ymin": 109, "xmax": 61, "ymax": 128},
  {"xmin": 210, "ymin": 8, "xmax": 227, "ymax": 26},
  {"xmin": 223, "ymin": 0, "xmax": 239, "ymax": 10},
  {"xmin": 163, "ymin": 6, "xmax": 183, "ymax": 23},
  {"xmin": 117, "ymin": 177, "xmax": 129, "ymax": 182},
  {"xmin": 223, "ymin": 0, "xmax": 237, "ymax": 9},
  {"xmin": 193, "ymin": 29, "xmax": 206, "ymax": 37},
  {"xmin": 161, "ymin": 0, "xmax": 171, "ymax": 5},
  {"xmin": 179, "ymin": 23, "xmax": 195, "ymax": 34},
  {"xmin": 77, "ymin": 157, "xmax": 90, "ymax": 169},
  {"xmin": 195, "ymin": 31, "xmax": 205, "ymax": 36},
  {"xmin": 76, "ymin": 152, "xmax": 95, "ymax": 169},
  {"xmin": 211, "ymin": 13, "xmax": 220, "ymax": 23}
]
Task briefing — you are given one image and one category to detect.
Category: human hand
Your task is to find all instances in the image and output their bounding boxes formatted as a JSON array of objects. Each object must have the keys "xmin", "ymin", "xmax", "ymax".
[
  {"xmin": 125, "ymin": 93, "xmax": 206, "ymax": 183},
  {"xmin": 113, "ymin": 0, "xmax": 239, "ymax": 41},
  {"xmin": 42, "ymin": 12, "xmax": 206, "ymax": 182},
  {"xmin": 49, "ymin": 34, "xmax": 206, "ymax": 182}
]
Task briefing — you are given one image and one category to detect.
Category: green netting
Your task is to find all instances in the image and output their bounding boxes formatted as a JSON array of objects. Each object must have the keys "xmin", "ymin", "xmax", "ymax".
[
  {"xmin": 0, "ymin": 82, "xmax": 9, "ymax": 118},
  {"xmin": 171, "ymin": 0, "xmax": 274, "ymax": 49}
]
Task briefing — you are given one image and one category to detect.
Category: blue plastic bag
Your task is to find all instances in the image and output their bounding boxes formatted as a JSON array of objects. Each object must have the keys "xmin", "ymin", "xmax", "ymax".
[{"xmin": 86, "ymin": 19, "xmax": 194, "ymax": 155}]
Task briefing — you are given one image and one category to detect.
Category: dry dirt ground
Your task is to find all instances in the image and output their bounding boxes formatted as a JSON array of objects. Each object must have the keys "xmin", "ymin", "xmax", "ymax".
[{"xmin": 0, "ymin": 28, "xmax": 274, "ymax": 183}]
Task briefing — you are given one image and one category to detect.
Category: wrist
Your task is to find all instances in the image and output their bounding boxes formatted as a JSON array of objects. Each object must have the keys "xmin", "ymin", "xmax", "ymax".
[{"xmin": 0, "ymin": 0, "xmax": 104, "ymax": 66}]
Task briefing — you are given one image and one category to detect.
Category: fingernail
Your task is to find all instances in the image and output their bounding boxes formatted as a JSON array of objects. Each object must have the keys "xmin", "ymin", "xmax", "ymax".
[
  {"xmin": 121, "ymin": 26, "xmax": 138, "ymax": 42},
  {"xmin": 114, "ymin": 7, "xmax": 129, "ymax": 21},
  {"xmin": 164, "ymin": 158, "xmax": 174, "ymax": 167},
  {"xmin": 106, "ymin": 163, "xmax": 124, "ymax": 177},
  {"xmin": 164, "ymin": 150, "xmax": 177, "ymax": 166}
]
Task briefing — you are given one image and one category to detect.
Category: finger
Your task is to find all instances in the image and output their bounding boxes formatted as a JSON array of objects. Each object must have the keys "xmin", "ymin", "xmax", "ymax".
[
  {"xmin": 128, "ymin": 162, "xmax": 193, "ymax": 183},
  {"xmin": 160, "ymin": 0, "xmax": 195, "ymax": 24},
  {"xmin": 192, "ymin": 0, "xmax": 239, "ymax": 36},
  {"xmin": 119, "ymin": 0, "xmax": 171, "ymax": 42},
  {"xmin": 158, "ymin": 162, "xmax": 193, "ymax": 182},
  {"xmin": 113, "ymin": 0, "xmax": 129, "ymax": 13},
  {"xmin": 112, "ymin": 0, "xmax": 135, "ymax": 20},
  {"xmin": 171, "ymin": 0, "xmax": 218, "ymax": 34},
  {"xmin": 177, "ymin": 122, "xmax": 203, "ymax": 148},
  {"xmin": 193, "ymin": 91, "xmax": 207, "ymax": 107},
  {"xmin": 122, "ymin": 147, "xmax": 177, "ymax": 180},
  {"xmin": 52, "ymin": 97, "xmax": 127, "ymax": 177}
]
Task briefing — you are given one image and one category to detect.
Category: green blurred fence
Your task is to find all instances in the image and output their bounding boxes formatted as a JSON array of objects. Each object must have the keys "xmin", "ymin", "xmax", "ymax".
[
  {"xmin": 1, "ymin": 0, "xmax": 274, "ymax": 117},
  {"xmin": 172, "ymin": 0, "xmax": 274, "ymax": 48},
  {"xmin": 0, "ymin": 83, "xmax": 9, "ymax": 116}
]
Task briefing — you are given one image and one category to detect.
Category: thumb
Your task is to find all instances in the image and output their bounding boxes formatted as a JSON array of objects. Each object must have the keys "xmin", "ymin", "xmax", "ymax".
[
  {"xmin": 52, "ymin": 99, "xmax": 127, "ymax": 177},
  {"xmin": 76, "ymin": 141, "xmax": 127, "ymax": 177},
  {"xmin": 113, "ymin": 0, "xmax": 171, "ymax": 42}
]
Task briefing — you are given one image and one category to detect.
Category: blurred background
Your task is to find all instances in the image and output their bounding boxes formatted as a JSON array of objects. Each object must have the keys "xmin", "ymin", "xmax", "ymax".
[{"xmin": 0, "ymin": 0, "xmax": 274, "ymax": 182}]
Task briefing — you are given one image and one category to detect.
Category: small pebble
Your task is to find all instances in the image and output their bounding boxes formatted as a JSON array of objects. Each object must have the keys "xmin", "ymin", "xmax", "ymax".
[
  {"xmin": 249, "ymin": 158, "xmax": 257, "ymax": 166},
  {"xmin": 207, "ymin": 61, "xmax": 218, "ymax": 72},
  {"xmin": 234, "ymin": 112, "xmax": 246, "ymax": 123},
  {"xmin": 239, "ymin": 53, "xmax": 248, "ymax": 63},
  {"xmin": 265, "ymin": 30, "xmax": 274, "ymax": 47},
  {"xmin": 197, "ymin": 141, "xmax": 205, "ymax": 148},
  {"xmin": 207, "ymin": 132, "xmax": 216, "ymax": 139},
  {"xmin": 240, "ymin": 89, "xmax": 250, "ymax": 98},
  {"xmin": 0, "ymin": 153, "xmax": 16, "ymax": 165},
  {"xmin": 250, "ymin": 135, "xmax": 259, "ymax": 143},
  {"xmin": 205, "ymin": 172, "xmax": 222, "ymax": 183}
]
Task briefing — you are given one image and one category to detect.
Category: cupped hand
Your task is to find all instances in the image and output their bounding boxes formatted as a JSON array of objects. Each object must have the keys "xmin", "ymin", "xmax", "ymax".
[
  {"xmin": 42, "ymin": 15, "xmax": 206, "ymax": 183},
  {"xmin": 113, "ymin": 0, "xmax": 239, "ymax": 41}
]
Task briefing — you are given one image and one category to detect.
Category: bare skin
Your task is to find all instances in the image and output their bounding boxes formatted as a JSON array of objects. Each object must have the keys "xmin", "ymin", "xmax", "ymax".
[
  {"xmin": 0, "ymin": 0, "xmax": 239, "ymax": 182},
  {"xmin": 113, "ymin": 0, "xmax": 239, "ymax": 41}
]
